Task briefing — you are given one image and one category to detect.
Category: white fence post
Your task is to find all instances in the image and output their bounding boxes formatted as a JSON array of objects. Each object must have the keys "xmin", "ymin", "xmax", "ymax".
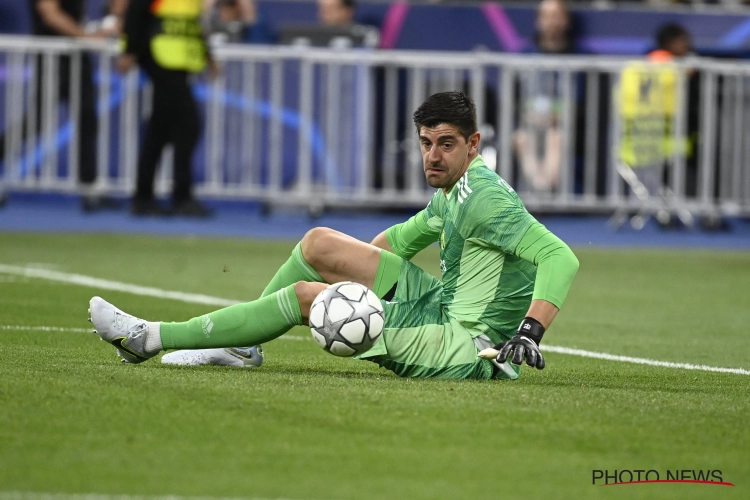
[{"xmin": 0, "ymin": 36, "xmax": 748, "ymax": 216}]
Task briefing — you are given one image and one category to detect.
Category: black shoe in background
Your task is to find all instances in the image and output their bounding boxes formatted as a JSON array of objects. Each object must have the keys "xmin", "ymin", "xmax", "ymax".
[
  {"xmin": 131, "ymin": 198, "xmax": 170, "ymax": 216},
  {"xmin": 82, "ymin": 195, "xmax": 122, "ymax": 212},
  {"xmin": 700, "ymin": 214, "xmax": 731, "ymax": 232},
  {"xmin": 171, "ymin": 199, "xmax": 213, "ymax": 218}
]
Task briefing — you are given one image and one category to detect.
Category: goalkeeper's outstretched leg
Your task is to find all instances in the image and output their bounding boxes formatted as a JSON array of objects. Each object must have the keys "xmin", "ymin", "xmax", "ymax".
[
  {"xmin": 88, "ymin": 228, "xmax": 402, "ymax": 365},
  {"xmin": 88, "ymin": 280, "xmax": 331, "ymax": 364}
]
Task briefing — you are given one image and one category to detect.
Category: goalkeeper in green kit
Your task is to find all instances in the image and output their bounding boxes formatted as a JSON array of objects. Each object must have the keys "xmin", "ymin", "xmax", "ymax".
[{"xmin": 89, "ymin": 91, "xmax": 579, "ymax": 380}]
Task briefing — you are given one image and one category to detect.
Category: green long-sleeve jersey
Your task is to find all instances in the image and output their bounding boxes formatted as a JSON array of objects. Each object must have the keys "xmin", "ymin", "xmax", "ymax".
[{"xmin": 385, "ymin": 156, "xmax": 579, "ymax": 343}]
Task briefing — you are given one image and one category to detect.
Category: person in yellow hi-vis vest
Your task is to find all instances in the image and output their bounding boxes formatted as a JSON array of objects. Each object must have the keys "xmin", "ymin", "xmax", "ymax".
[
  {"xmin": 118, "ymin": 0, "xmax": 216, "ymax": 217},
  {"xmin": 616, "ymin": 23, "xmax": 696, "ymax": 229},
  {"xmin": 620, "ymin": 24, "xmax": 696, "ymax": 174},
  {"xmin": 619, "ymin": 57, "xmax": 679, "ymax": 171}
]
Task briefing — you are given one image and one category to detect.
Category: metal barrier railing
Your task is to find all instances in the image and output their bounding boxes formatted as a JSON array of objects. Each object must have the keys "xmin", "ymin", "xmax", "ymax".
[{"xmin": 1, "ymin": 35, "xmax": 749, "ymax": 217}]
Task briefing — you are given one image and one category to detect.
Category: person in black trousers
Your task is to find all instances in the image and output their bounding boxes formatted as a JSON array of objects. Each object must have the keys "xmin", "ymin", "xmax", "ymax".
[
  {"xmin": 0, "ymin": 0, "xmax": 122, "ymax": 211},
  {"xmin": 118, "ymin": 0, "xmax": 214, "ymax": 217}
]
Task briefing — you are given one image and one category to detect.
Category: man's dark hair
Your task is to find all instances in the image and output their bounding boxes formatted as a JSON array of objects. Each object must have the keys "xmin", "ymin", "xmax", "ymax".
[
  {"xmin": 342, "ymin": 0, "xmax": 356, "ymax": 9},
  {"xmin": 656, "ymin": 23, "xmax": 689, "ymax": 50},
  {"xmin": 412, "ymin": 91, "xmax": 478, "ymax": 140}
]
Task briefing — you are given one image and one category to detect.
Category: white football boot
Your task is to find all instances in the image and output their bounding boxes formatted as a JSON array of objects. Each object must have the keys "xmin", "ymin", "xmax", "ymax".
[
  {"xmin": 88, "ymin": 296, "xmax": 159, "ymax": 364},
  {"xmin": 161, "ymin": 346, "xmax": 264, "ymax": 367}
]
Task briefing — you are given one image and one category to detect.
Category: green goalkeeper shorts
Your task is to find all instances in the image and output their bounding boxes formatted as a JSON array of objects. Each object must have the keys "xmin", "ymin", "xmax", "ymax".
[{"xmin": 357, "ymin": 254, "xmax": 520, "ymax": 380}]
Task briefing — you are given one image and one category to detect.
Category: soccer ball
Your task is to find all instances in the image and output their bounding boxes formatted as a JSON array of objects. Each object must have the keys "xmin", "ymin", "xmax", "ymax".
[{"xmin": 309, "ymin": 281, "xmax": 385, "ymax": 357}]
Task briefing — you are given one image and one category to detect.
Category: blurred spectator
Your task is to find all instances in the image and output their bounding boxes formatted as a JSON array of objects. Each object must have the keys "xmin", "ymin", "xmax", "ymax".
[
  {"xmin": 280, "ymin": 0, "xmax": 377, "ymax": 47},
  {"xmin": 203, "ymin": 0, "xmax": 274, "ymax": 45},
  {"xmin": 0, "ymin": 0, "xmax": 123, "ymax": 211},
  {"xmin": 650, "ymin": 24, "xmax": 721, "ymax": 228},
  {"xmin": 649, "ymin": 24, "xmax": 701, "ymax": 202},
  {"xmin": 317, "ymin": 0, "xmax": 355, "ymax": 27},
  {"xmin": 650, "ymin": 23, "xmax": 692, "ymax": 61},
  {"xmin": 316, "ymin": 0, "xmax": 379, "ymax": 48},
  {"xmin": 618, "ymin": 22, "xmax": 704, "ymax": 228},
  {"xmin": 527, "ymin": 0, "xmax": 578, "ymax": 55},
  {"xmin": 119, "ymin": 0, "xmax": 215, "ymax": 217},
  {"xmin": 513, "ymin": 0, "xmax": 582, "ymax": 193},
  {"xmin": 646, "ymin": 23, "xmax": 698, "ymax": 194}
]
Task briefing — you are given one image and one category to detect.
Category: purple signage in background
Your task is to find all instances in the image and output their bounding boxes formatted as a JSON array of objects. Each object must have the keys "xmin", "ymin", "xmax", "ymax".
[{"xmin": 2, "ymin": 0, "xmax": 750, "ymax": 56}]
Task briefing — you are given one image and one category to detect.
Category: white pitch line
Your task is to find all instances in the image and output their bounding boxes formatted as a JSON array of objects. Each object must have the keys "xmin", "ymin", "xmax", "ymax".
[
  {"xmin": 1, "ymin": 264, "xmax": 747, "ymax": 375},
  {"xmin": 0, "ymin": 264, "xmax": 238, "ymax": 307},
  {"xmin": 0, "ymin": 325, "xmax": 309, "ymax": 342},
  {"xmin": 540, "ymin": 345, "xmax": 750, "ymax": 376},
  {"xmin": 0, "ymin": 325, "xmax": 90, "ymax": 333},
  {"xmin": 0, "ymin": 492, "xmax": 315, "ymax": 500},
  {"xmin": 2, "ymin": 327, "xmax": 746, "ymax": 375}
]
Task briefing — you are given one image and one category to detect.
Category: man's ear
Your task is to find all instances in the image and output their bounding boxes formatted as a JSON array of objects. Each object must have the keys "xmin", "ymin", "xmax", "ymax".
[{"xmin": 468, "ymin": 131, "xmax": 481, "ymax": 155}]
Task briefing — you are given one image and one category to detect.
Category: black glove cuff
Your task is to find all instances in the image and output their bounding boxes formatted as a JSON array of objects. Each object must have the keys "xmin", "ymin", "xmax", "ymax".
[{"xmin": 517, "ymin": 317, "xmax": 545, "ymax": 346}]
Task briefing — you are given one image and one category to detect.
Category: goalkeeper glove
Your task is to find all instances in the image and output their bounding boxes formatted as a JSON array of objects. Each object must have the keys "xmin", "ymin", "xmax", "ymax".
[{"xmin": 495, "ymin": 317, "xmax": 546, "ymax": 370}]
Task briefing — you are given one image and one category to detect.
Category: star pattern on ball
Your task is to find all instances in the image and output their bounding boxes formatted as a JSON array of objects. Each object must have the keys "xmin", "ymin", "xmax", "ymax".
[
  {"xmin": 318, "ymin": 311, "xmax": 348, "ymax": 339},
  {"xmin": 320, "ymin": 286, "xmax": 348, "ymax": 311},
  {"xmin": 309, "ymin": 282, "xmax": 384, "ymax": 356},
  {"xmin": 348, "ymin": 291, "xmax": 381, "ymax": 331}
]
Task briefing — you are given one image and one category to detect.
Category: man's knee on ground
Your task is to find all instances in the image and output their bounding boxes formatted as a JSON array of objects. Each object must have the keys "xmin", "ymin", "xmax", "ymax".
[{"xmin": 293, "ymin": 281, "xmax": 328, "ymax": 320}]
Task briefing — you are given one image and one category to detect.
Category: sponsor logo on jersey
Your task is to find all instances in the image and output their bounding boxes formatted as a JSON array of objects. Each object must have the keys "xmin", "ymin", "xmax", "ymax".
[
  {"xmin": 498, "ymin": 178, "xmax": 515, "ymax": 193},
  {"xmin": 457, "ymin": 173, "xmax": 473, "ymax": 203},
  {"xmin": 201, "ymin": 315, "xmax": 214, "ymax": 337}
]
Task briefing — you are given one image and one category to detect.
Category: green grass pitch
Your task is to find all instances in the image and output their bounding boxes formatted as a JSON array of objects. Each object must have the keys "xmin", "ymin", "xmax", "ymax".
[{"xmin": 0, "ymin": 233, "xmax": 748, "ymax": 500}]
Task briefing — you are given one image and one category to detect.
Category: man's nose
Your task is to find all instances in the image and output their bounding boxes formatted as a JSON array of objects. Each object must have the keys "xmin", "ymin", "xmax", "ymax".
[{"xmin": 426, "ymin": 146, "xmax": 440, "ymax": 164}]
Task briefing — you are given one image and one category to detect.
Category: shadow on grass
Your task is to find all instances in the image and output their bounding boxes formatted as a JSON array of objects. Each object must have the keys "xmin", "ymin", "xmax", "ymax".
[{"xmin": 156, "ymin": 361, "xmax": 519, "ymax": 386}]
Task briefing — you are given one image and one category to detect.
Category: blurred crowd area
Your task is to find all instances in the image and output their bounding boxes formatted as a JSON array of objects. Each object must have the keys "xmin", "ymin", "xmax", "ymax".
[
  {"xmin": 0, "ymin": 0, "xmax": 748, "ymax": 228},
  {"xmin": 3, "ymin": 0, "xmax": 750, "ymax": 49}
]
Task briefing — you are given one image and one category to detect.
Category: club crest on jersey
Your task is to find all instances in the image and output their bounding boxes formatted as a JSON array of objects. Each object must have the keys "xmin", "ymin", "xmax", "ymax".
[{"xmin": 456, "ymin": 173, "xmax": 473, "ymax": 203}]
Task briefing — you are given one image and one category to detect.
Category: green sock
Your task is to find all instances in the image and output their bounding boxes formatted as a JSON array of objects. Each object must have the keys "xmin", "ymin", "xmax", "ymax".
[
  {"xmin": 159, "ymin": 285, "xmax": 303, "ymax": 349},
  {"xmin": 371, "ymin": 249, "xmax": 402, "ymax": 298},
  {"xmin": 260, "ymin": 242, "xmax": 323, "ymax": 298}
]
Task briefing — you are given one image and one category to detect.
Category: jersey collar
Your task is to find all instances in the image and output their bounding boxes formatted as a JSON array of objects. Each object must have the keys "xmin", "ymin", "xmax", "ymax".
[{"xmin": 444, "ymin": 155, "xmax": 486, "ymax": 198}]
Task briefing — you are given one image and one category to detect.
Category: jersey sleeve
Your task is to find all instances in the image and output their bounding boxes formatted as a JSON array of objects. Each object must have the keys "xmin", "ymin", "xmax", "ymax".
[
  {"xmin": 515, "ymin": 221, "xmax": 579, "ymax": 308},
  {"xmin": 385, "ymin": 197, "xmax": 443, "ymax": 260}
]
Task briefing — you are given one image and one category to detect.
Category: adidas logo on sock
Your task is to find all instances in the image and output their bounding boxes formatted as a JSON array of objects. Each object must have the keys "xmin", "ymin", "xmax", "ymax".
[{"xmin": 201, "ymin": 316, "xmax": 214, "ymax": 338}]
